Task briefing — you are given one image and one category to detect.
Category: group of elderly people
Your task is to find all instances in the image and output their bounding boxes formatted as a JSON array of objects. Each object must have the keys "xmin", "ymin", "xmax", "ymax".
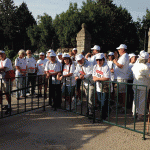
[{"xmin": 0, "ymin": 44, "xmax": 150, "ymax": 120}]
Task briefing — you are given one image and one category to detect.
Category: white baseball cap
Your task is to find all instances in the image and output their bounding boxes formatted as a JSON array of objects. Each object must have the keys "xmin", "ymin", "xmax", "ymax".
[
  {"xmin": 108, "ymin": 52, "xmax": 114, "ymax": 56},
  {"xmin": 140, "ymin": 52, "xmax": 149, "ymax": 59},
  {"xmin": 62, "ymin": 53, "xmax": 70, "ymax": 58},
  {"xmin": 129, "ymin": 53, "xmax": 136, "ymax": 59},
  {"xmin": 48, "ymin": 49, "xmax": 54, "ymax": 53},
  {"xmin": 116, "ymin": 44, "xmax": 127, "ymax": 50},
  {"xmin": 39, "ymin": 52, "xmax": 45, "ymax": 55},
  {"xmin": 96, "ymin": 53, "xmax": 105, "ymax": 60},
  {"xmin": 50, "ymin": 52, "xmax": 56, "ymax": 57},
  {"xmin": 72, "ymin": 48, "xmax": 77, "ymax": 51},
  {"xmin": 91, "ymin": 45, "xmax": 101, "ymax": 51},
  {"xmin": 76, "ymin": 54, "xmax": 84, "ymax": 61},
  {"xmin": 0, "ymin": 50, "xmax": 5, "ymax": 54},
  {"xmin": 57, "ymin": 52, "xmax": 62, "ymax": 56}
]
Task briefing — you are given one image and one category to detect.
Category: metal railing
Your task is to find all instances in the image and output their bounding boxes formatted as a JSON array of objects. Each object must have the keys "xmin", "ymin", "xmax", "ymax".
[{"xmin": 0, "ymin": 75, "xmax": 149, "ymax": 140}]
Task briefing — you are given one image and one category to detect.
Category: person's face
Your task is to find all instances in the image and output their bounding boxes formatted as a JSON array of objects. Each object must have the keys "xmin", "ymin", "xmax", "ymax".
[
  {"xmin": 20, "ymin": 53, "xmax": 25, "ymax": 58},
  {"xmin": 27, "ymin": 51, "xmax": 32, "ymax": 56},
  {"xmin": 50, "ymin": 56, "xmax": 56, "ymax": 62},
  {"xmin": 77, "ymin": 58, "xmax": 84, "ymax": 65},
  {"xmin": 148, "ymin": 56, "xmax": 150, "ymax": 63},
  {"xmin": 131, "ymin": 56, "xmax": 136, "ymax": 63},
  {"xmin": 58, "ymin": 55, "xmax": 62, "ymax": 60},
  {"xmin": 40, "ymin": 55, "xmax": 45, "ymax": 60},
  {"xmin": 64, "ymin": 57, "xmax": 69, "ymax": 64},
  {"xmin": 118, "ymin": 48, "xmax": 124, "ymax": 55},
  {"xmin": 92, "ymin": 50, "xmax": 97, "ymax": 55},
  {"xmin": 73, "ymin": 50, "xmax": 77, "ymax": 55},
  {"xmin": 108, "ymin": 55, "xmax": 113, "ymax": 61},
  {"xmin": 96, "ymin": 59, "xmax": 104, "ymax": 67}
]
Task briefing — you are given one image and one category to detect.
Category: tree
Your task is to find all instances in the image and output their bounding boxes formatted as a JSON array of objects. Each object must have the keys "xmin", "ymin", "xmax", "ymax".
[{"xmin": 27, "ymin": 13, "xmax": 55, "ymax": 53}]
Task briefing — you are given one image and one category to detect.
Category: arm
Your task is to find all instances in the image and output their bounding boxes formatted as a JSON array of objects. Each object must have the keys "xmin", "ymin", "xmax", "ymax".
[
  {"xmin": 93, "ymin": 76, "xmax": 109, "ymax": 82},
  {"xmin": 113, "ymin": 59, "xmax": 124, "ymax": 69}
]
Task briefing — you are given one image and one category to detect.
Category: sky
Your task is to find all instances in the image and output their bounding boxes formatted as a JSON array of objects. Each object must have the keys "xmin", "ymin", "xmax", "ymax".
[{"xmin": 14, "ymin": 0, "xmax": 150, "ymax": 22}]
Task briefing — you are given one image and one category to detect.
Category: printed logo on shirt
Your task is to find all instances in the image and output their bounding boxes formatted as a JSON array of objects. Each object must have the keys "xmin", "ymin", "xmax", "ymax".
[
  {"xmin": 80, "ymin": 71, "xmax": 85, "ymax": 75},
  {"xmin": 63, "ymin": 69, "xmax": 68, "ymax": 72},
  {"xmin": 29, "ymin": 67, "xmax": 35, "ymax": 69},
  {"xmin": 39, "ymin": 63, "xmax": 43, "ymax": 66},
  {"xmin": 49, "ymin": 70, "xmax": 54, "ymax": 73},
  {"xmin": 96, "ymin": 70, "xmax": 103, "ymax": 75}
]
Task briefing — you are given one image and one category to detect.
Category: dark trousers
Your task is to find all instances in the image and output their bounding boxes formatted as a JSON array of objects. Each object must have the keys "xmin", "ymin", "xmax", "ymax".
[
  {"xmin": 127, "ymin": 80, "xmax": 134, "ymax": 109},
  {"xmin": 50, "ymin": 84, "xmax": 61, "ymax": 108},
  {"xmin": 27, "ymin": 73, "xmax": 36, "ymax": 95}
]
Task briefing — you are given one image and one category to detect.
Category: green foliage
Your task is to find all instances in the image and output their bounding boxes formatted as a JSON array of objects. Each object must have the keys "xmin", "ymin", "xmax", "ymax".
[
  {"xmin": 27, "ymin": 13, "xmax": 55, "ymax": 53},
  {"xmin": 4, "ymin": 46, "xmax": 15, "ymax": 60}
]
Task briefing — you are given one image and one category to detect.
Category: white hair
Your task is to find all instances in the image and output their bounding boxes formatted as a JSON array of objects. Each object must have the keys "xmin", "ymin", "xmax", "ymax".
[{"xmin": 18, "ymin": 49, "xmax": 25, "ymax": 56}]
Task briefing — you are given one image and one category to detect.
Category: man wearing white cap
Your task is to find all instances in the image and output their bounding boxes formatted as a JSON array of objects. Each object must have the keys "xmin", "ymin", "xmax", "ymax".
[
  {"xmin": 93, "ymin": 53, "xmax": 111, "ymax": 120},
  {"xmin": 71, "ymin": 48, "xmax": 78, "ymax": 61},
  {"xmin": 113, "ymin": 44, "xmax": 129, "ymax": 111},
  {"xmin": 46, "ymin": 49, "xmax": 55, "ymax": 60},
  {"xmin": 45, "ymin": 52, "xmax": 62, "ymax": 110},
  {"xmin": 132, "ymin": 52, "xmax": 150, "ymax": 120},
  {"xmin": 74, "ymin": 54, "xmax": 94, "ymax": 116},
  {"xmin": 26, "ymin": 50, "xmax": 37, "ymax": 95},
  {"xmin": 0, "ymin": 50, "xmax": 13, "ymax": 114},
  {"xmin": 57, "ymin": 52, "xmax": 62, "ymax": 63},
  {"xmin": 36, "ymin": 52, "xmax": 48, "ymax": 97},
  {"xmin": 85, "ymin": 45, "xmax": 101, "ymax": 66}
]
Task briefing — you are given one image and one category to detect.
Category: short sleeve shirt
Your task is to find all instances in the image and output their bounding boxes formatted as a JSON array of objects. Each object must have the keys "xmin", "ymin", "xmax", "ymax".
[
  {"xmin": 45, "ymin": 60, "xmax": 61, "ymax": 84},
  {"xmin": 36, "ymin": 59, "xmax": 48, "ymax": 75},
  {"xmin": 26, "ymin": 57, "xmax": 36, "ymax": 73},
  {"xmin": 114, "ymin": 53, "xmax": 129, "ymax": 80},
  {"xmin": 62, "ymin": 64, "xmax": 75, "ymax": 86},
  {"xmin": 93, "ymin": 63, "xmax": 110, "ymax": 92},
  {"xmin": 15, "ymin": 57, "xmax": 27, "ymax": 76}
]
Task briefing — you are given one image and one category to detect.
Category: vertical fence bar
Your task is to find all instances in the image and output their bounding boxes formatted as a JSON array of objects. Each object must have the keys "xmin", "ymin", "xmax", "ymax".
[
  {"xmin": 124, "ymin": 83, "xmax": 128, "ymax": 128},
  {"xmin": 81, "ymin": 79, "xmax": 83, "ymax": 115},
  {"xmin": 31, "ymin": 75, "xmax": 33, "ymax": 110},
  {"xmin": 1, "ymin": 79, "xmax": 3, "ymax": 118},
  {"xmin": 86, "ymin": 79, "xmax": 89, "ymax": 117},
  {"xmin": 116, "ymin": 82, "xmax": 119, "ymax": 125},
  {"xmin": 134, "ymin": 85, "xmax": 137, "ymax": 131},
  {"xmin": 75, "ymin": 80, "xmax": 77, "ymax": 113},
  {"xmin": 143, "ymin": 86, "xmax": 147, "ymax": 140},
  {"xmin": 43, "ymin": 75, "xmax": 45, "ymax": 111},
  {"xmin": 93, "ymin": 82, "xmax": 96, "ymax": 123},
  {"xmin": 65, "ymin": 77, "xmax": 66, "ymax": 110},
  {"xmin": 108, "ymin": 81, "xmax": 111, "ymax": 122},
  {"xmin": 69, "ymin": 77, "xmax": 71, "ymax": 112},
  {"xmin": 38, "ymin": 75, "xmax": 39, "ymax": 108},
  {"xmin": 9, "ymin": 78, "xmax": 11, "ymax": 116},
  {"xmin": 25, "ymin": 76, "xmax": 26, "ymax": 112},
  {"xmin": 17, "ymin": 77, "xmax": 19, "ymax": 114},
  {"xmin": 49, "ymin": 76, "xmax": 52, "ymax": 106}
]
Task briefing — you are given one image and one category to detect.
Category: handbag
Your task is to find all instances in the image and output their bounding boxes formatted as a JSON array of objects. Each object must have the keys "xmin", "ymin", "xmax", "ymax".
[{"xmin": 5, "ymin": 70, "xmax": 15, "ymax": 81}]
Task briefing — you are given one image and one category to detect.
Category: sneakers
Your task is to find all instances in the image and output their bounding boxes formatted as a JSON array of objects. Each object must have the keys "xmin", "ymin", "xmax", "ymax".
[
  {"xmin": 26, "ymin": 92, "xmax": 30, "ymax": 96},
  {"xmin": 66, "ymin": 102, "xmax": 75, "ymax": 111},
  {"xmin": 5, "ymin": 108, "xmax": 11, "ymax": 115}
]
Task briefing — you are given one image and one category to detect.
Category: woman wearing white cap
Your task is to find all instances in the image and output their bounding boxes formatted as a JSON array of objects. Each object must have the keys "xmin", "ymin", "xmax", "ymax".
[
  {"xmin": 132, "ymin": 52, "xmax": 150, "ymax": 120},
  {"xmin": 93, "ymin": 53, "xmax": 110, "ymax": 120},
  {"xmin": 127, "ymin": 53, "xmax": 137, "ymax": 108},
  {"xmin": 36, "ymin": 52, "xmax": 48, "ymax": 97},
  {"xmin": 45, "ymin": 52, "xmax": 62, "ymax": 110},
  {"xmin": 57, "ymin": 52, "xmax": 62, "ymax": 63},
  {"xmin": 57, "ymin": 53, "xmax": 76, "ymax": 110}
]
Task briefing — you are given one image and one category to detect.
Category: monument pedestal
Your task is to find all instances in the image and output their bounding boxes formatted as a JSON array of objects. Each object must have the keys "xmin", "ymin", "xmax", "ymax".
[{"xmin": 76, "ymin": 23, "xmax": 91, "ymax": 54}]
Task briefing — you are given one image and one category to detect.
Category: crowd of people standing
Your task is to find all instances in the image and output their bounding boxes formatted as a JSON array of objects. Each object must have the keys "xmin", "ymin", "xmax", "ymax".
[{"xmin": 0, "ymin": 44, "xmax": 150, "ymax": 120}]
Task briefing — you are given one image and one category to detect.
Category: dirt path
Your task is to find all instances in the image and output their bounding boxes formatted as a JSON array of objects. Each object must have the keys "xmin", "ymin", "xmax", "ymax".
[{"xmin": 0, "ymin": 106, "xmax": 150, "ymax": 150}]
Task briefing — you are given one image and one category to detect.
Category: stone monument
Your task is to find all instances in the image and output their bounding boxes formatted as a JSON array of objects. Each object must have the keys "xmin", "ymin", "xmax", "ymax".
[
  {"xmin": 76, "ymin": 23, "xmax": 91, "ymax": 54},
  {"xmin": 148, "ymin": 28, "xmax": 150, "ymax": 53}
]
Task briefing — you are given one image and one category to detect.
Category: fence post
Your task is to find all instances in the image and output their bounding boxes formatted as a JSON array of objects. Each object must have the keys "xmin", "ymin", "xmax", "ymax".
[
  {"xmin": 116, "ymin": 82, "xmax": 119, "ymax": 125},
  {"xmin": 81, "ymin": 80, "xmax": 83, "ymax": 115},
  {"xmin": 9, "ymin": 78, "xmax": 11, "ymax": 116},
  {"xmin": 93, "ymin": 82, "xmax": 96, "ymax": 123},
  {"xmin": 43, "ymin": 75, "xmax": 45, "ymax": 111},
  {"xmin": 125, "ymin": 83, "xmax": 128, "ymax": 128},
  {"xmin": 134, "ymin": 85, "xmax": 137, "ymax": 131}
]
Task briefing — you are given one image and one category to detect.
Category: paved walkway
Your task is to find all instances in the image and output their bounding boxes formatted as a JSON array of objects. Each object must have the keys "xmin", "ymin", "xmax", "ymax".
[{"xmin": 0, "ymin": 106, "xmax": 150, "ymax": 150}]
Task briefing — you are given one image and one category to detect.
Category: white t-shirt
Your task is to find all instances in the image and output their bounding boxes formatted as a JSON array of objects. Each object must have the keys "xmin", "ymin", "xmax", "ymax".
[
  {"xmin": 132, "ymin": 63, "xmax": 150, "ymax": 90},
  {"xmin": 45, "ymin": 60, "xmax": 61, "ymax": 84},
  {"xmin": 15, "ymin": 57, "xmax": 27, "ymax": 76},
  {"xmin": 26, "ymin": 57, "xmax": 36, "ymax": 73},
  {"xmin": 62, "ymin": 64, "xmax": 76, "ymax": 86},
  {"xmin": 0, "ymin": 58, "xmax": 13, "ymax": 79},
  {"xmin": 36, "ymin": 59, "xmax": 48, "ymax": 75},
  {"xmin": 114, "ymin": 53, "xmax": 129, "ymax": 80},
  {"xmin": 93, "ymin": 63, "xmax": 110, "ymax": 92},
  {"xmin": 127, "ymin": 63, "xmax": 134, "ymax": 80}
]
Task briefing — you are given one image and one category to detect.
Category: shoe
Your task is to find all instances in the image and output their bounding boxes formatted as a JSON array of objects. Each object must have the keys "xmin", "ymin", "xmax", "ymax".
[
  {"xmin": 2, "ymin": 105, "xmax": 8, "ymax": 110},
  {"xmin": 26, "ymin": 93, "xmax": 30, "ymax": 96},
  {"xmin": 71, "ymin": 101, "xmax": 75, "ymax": 110},
  {"xmin": 35, "ymin": 94, "xmax": 42, "ymax": 98},
  {"xmin": 66, "ymin": 105, "xmax": 70, "ymax": 110},
  {"xmin": 5, "ymin": 108, "xmax": 11, "ymax": 115}
]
